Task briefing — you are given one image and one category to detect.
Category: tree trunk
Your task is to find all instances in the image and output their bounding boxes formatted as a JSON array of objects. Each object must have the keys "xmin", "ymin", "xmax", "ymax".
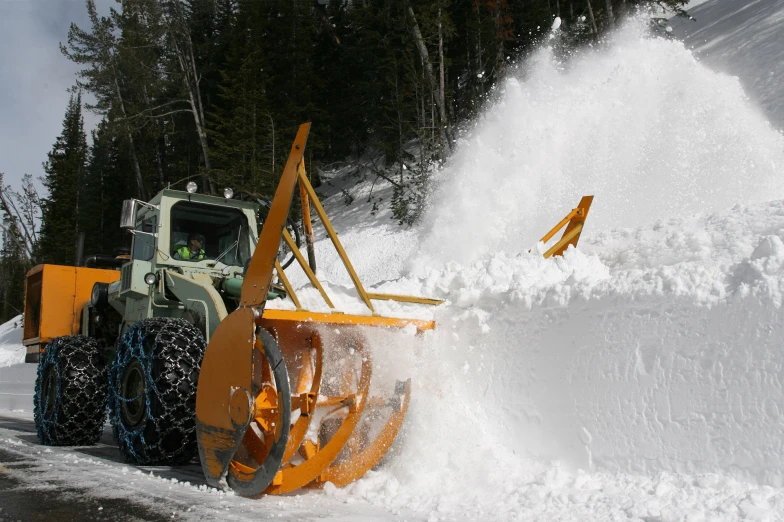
[
  {"xmin": 112, "ymin": 74, "xmax": 148, "ymax": 200},
  {"xmin": 407, "ymin": 5, "xmax": 452, "ymax": 156},
  {"xmin": 166, "ymin": 2, "xmax": 215, "ymax": 194},
  {"xmin": 438, "ymin": 9, "xmax": 449, "ymax": 140},
  {"xmin": 586, "ymin": 0, "xmax": 599, "ymax": 34},
  {"xmin": 267, "ymin": 113, "xmax": 275, "ymax": 175},
  {"xmin": 605, "ymin": 0, "xmax": 614, "ymax": 29},
  {"xmin": 493, "ymin": 4, "xmax": 505, "ymax": 79},
  {"xmin": 474, "ymin": 2, "xmax": 485, "ymax": 100},
  {"xmin": 142, "ymin": 86, "xmax": 166, "ymax": 185}
]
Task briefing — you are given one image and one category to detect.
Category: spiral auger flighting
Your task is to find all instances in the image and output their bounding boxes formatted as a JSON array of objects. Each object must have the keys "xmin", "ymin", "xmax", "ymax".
[{"xmin": 195, "ymin": 123, "xmax": 441, "ymax": 496}]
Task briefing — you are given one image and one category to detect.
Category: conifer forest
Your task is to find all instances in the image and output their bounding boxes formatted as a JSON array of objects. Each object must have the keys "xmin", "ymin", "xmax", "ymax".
[{"xmin": 0, "ymin": 0, "xmax": 688, "ymax": 322}]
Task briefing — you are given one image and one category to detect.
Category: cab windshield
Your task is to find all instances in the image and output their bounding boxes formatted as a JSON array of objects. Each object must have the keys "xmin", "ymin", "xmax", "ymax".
[{"xmin": 170, "ymin": 201, "xmax": 251, "ymax": 266}]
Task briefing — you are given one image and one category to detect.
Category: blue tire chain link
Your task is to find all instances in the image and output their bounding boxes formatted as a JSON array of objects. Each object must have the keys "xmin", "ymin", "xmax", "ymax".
[
  {"xmin": 108, "ymin": 317, "xmax": 206, "ymax": 465},
  {"xmin": 34, "ymin": 335, "xmax": 107, "ymax": 446}
]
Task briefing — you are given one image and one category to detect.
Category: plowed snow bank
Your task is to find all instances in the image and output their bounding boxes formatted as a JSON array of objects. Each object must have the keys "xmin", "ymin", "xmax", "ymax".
[{"xmin": 0, "ymin": 315, "xmax": 24, "ymax": 368}]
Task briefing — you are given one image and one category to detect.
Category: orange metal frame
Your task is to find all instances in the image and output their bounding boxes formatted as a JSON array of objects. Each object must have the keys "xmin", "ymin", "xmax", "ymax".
[
  {"xmin": 23, "ymin": 264, "xmax": 120, "ymax": 359},
  {"xmin": 196, "ymin": 123, "xmax": 440, "ymax": 498},
  {"xmin": 536, "ymin": 195, "xmax": 594, "ymax": 258}
]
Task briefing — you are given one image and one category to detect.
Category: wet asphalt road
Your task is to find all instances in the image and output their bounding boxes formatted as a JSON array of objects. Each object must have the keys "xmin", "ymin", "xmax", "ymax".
[
  {"xmin": 0, "ymin": 453, "xmax": 173, "ymax": 522},
  {"xmin": 0, "ymin": 414, "xmax": 182, "ymax": 522}
]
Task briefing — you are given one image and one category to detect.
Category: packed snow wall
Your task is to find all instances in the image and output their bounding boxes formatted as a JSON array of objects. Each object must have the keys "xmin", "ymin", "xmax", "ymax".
[
  {"xmin": 0, "ymin": 317, "xmax": 33, "ymax": 412},
  {"xmin": 421, "ymin": 240, "xmax": 784, "ymax": 487}
]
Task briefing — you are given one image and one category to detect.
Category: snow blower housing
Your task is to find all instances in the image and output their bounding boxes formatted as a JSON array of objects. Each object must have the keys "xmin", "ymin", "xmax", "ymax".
[{"xmin": 22, "ymin": 122, "xmax": 593, "ymax": 497}]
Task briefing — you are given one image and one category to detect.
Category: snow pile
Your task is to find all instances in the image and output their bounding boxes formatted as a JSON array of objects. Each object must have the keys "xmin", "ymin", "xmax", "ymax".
[
  {"xmin": 339, "ymin": 200, "xmax": 784, "ymax": 518},
  {"xmin": 0, "ymin": 315, "xmax": 24, "ymax": 367}
]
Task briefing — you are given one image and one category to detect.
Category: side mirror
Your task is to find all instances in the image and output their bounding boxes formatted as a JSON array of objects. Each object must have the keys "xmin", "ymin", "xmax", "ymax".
[{"xmin": 120, "ymin": 199, "xmax": 138, "ymax": 229}]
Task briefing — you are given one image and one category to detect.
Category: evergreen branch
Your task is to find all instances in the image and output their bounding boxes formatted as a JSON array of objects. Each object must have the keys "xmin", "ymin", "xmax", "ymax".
[
  {"xmin": 132, "ymin": 109, "xmax": 193, "ymax": 120},
  {"xmin": 117, "ymin": 99, "xmax": 191, "ymax": 121}
]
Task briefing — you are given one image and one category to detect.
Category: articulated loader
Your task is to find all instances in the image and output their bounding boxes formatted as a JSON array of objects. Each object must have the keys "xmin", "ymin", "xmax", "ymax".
[
  {"xmin": 23, "ymin": 123, "xmax": 593, "ymax": 496},
  {"xmin": 23, "ymin": 123, "xmax": 439, "ymax": 496}
]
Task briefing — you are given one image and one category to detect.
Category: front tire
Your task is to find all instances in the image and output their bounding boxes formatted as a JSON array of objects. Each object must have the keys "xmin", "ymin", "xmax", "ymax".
[
  {"xmin": 34, "ymin": 335, "xmax": 108, "ymax": 446},
  {"xmin": 108, "ymin": 318, "xmax": 206, "ymax": 465}
]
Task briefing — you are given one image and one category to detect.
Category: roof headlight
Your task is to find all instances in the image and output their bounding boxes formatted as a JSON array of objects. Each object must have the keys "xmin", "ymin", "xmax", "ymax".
[
  {"xmin": 223, "ymin": 187, "xmax": 234, "ymax": 199},
  {"xmin": 186, "ymin": 181, "xmax": 198, "ymax": 193}
]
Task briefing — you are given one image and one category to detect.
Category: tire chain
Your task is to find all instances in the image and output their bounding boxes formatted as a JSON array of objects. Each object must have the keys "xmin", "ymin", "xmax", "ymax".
[
  {"xmin": 109, "ymin": 318, "xmax": 206, "ymax": 465},
  {"xmin": 34, "ymin": 335, "xmax": 108, "ymax": 446}
]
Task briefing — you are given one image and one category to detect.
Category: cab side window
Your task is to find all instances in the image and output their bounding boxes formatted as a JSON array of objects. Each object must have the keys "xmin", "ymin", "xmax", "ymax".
[{"xmin": 132, "ymin": 216, "xmax": 157, "ymax": 261}]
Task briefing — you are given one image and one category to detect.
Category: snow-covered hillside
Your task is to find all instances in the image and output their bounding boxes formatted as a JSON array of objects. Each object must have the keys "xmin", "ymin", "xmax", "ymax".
[
  {"xmin": 671, "ymin": 0, "xmax": 784, "ymax": 132},
  {"xmin": 3, "ymin": 1, "xmax": 784, "ymax": 520}
]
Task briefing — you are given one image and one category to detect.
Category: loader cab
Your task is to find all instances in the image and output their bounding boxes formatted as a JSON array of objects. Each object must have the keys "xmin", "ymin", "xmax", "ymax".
[
  {"xmin": 118, "ymin": 189, "xmax": 260, "ymax": 307},
  {"xmin": 123, "ymin": 189, "xmax": 260, "ymax": 269},
  {"xmin": 168, "ymin": 201, "xmax": 253, "ymax": 267}
]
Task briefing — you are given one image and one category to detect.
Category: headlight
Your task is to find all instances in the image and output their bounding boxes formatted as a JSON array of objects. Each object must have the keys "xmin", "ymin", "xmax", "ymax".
[
  {"xmin": 186, "ymin": 181, "xmax": 198, "ymax": 193},
  {"xmin": 91, "ymin": 282, "xmax": 109, "ymax": 308},
  {"xmin": 144, "ymin": 272, "xmax": 157, "ymax": 286},
  {"xmin": 223, "ymin": 187, "xmax": 234, "ymax": 199}
]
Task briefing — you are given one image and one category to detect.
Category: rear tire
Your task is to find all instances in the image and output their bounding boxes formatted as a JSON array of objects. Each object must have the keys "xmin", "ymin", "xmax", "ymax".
[
  {"xmin": 34, "ymin": 335, "xmax": 107, "ymax": 446},
  {"xmin": 108, "ymin": 318, "xmax": 206, "ymax": 465}
]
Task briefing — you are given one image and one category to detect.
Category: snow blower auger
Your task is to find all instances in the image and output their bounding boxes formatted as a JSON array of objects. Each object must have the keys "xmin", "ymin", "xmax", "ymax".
[{"xmin": 196, "ymin": 122, "xmax": 441, "ymax": 497}]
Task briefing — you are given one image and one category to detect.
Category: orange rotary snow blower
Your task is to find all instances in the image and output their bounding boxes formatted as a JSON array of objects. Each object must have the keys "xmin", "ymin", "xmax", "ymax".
[{"xmin": 195, "ymin": 123, "xmax": 442, "ymax": 497}]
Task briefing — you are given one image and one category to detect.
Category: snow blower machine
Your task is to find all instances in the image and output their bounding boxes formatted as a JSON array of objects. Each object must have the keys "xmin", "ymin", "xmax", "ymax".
[
  {"xmin": 22, "ymin": 123, "xmax": 441, "ymax": 497},
  {"xmin": 193, "ymin": 123, "xmax": 443, "ymax": 496},
  {"xmin": 22, "ymin": 122, "xmax": 592, "ymax": 497}
]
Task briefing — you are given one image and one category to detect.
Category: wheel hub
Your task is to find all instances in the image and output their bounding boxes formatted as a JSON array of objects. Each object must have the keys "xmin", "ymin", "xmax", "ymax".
[{"xmin": 120, "ymin": 360, "xmax": 146, "ymax": 428}]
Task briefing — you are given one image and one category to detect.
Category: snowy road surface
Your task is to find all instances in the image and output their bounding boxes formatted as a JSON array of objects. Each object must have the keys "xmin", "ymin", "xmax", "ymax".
[{"xmin": 0, "ymin": 411, "xmax": 420, "ymax": 521}]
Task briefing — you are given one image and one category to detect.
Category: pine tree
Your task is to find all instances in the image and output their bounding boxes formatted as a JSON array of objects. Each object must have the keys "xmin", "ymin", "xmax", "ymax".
[
  {"xmin": 0, "ymin": 219, "xmax": 28, "ymax": 322},
  {"xmin": 79, "ymin": 118, "xmax": 133, "ymax": 257},
  {"xmin": 209, "ymin": 1, "xmax": 277, "ymax": 194},
  {"xmin": 62, "ymin": 0, "xmax": 150, "ymax": 200},
  {"xmin": 36, "ymin": 93, "xmax": 89, "ymax": 266},
  {"xmin": 0, "ymin": 173, "xmax": 39, "ymax": 322}
]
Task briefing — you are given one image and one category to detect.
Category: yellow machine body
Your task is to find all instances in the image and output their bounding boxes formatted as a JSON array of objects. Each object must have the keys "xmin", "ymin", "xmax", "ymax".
[{"xmin": 22, "ymin": 264, "xmax": 120, "ymax": 362}]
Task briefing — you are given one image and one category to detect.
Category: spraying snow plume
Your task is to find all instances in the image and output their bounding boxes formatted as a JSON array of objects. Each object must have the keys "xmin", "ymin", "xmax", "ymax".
[
  {"xmin": 415, "ymin": 18, "xmax": 784, "ymax": 269},
  {"xmin": 337, "ymin": 16, "xmax": 784, "ymax": 519}
]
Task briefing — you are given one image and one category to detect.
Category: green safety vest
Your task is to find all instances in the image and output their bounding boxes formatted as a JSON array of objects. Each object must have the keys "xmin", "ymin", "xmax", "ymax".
[{"xmin": 176, "ymin": 246, "xmax": 205, "ymax": 260}]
